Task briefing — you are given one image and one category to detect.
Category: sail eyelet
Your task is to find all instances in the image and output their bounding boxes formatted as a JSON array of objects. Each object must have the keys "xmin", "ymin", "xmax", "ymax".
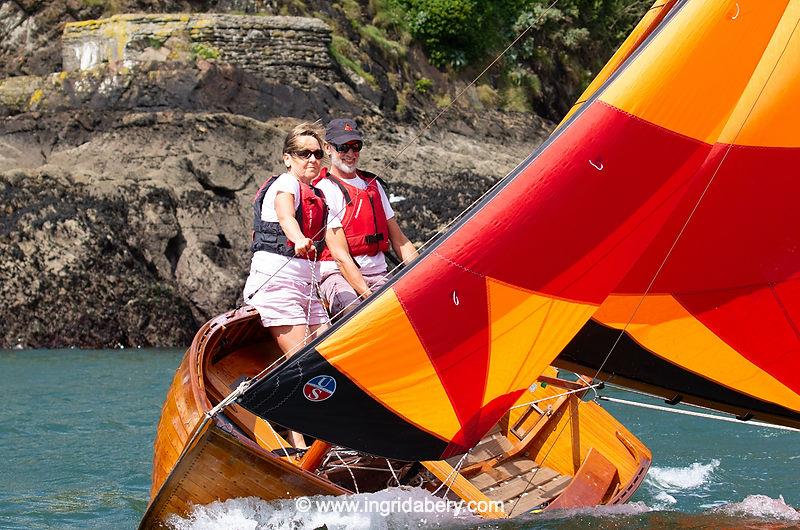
[
  {"xmin": 452, "ymin": 291, "xmax": 460, "ymax": 306},
  {"xmin": 589, "ymin": 160, "xmax": 604, "ymax": 171}
]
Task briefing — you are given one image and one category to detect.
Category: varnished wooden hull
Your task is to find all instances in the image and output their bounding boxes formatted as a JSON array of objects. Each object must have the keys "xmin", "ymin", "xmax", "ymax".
[
  {"xmin": 141, "ymin": 416, "xmax": 346, "ymax": 528},
  {"xmin": 142, "ymin": 306, "xmax": 651, "ymax": 526},
  {"xmin": 140, "ymin": 308, "xmax": 347, "ymax": 529}
]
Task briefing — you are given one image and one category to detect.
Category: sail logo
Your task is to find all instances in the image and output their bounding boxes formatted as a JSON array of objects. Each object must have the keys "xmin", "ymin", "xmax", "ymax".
[{"xmin": 303, "ymin": 375, "xmax": 337, "ymax": 402}]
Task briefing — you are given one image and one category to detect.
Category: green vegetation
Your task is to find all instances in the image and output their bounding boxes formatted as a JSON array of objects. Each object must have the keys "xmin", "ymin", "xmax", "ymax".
[
  {"xmin": 359, "ymin": 24, "xmax": 407, "ymax": 62},
  {"xmin": 475, "ymin": 84, "xmax": 498, "ymax": 108},
  {"xmin": 370, "ymin": 0, "xmax": 648, "ymax": 118},
  {"xmin": 330, "ymin": 35, "xmax": 377, "ymax": 87},
  {"xmin": 191, "ymin": 43, "xmax": 220, "ymax": 60},
  {"xmin": 147, "ymin": 37, "xmax": 164, "ymax": 50},
  {"xmin": 271, "ymin": 0, "xmax": 647, "ymax": 119},
  {"xmin": 414, "ymin": 77, "xmax": 432, "ymax": 94}
]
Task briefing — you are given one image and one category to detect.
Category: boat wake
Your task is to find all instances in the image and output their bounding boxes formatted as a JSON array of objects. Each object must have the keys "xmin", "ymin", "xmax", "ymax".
[
  {"xmin": 712, "ymin": 495, "xmax": 800, "ymax": 521},
  {"xmin": 644, "ymin": 459, "xmax": 720, "ymax": 508},
  {"xmin": 165, "ymin": 487, "xmax": 480, "ymax": 530}
]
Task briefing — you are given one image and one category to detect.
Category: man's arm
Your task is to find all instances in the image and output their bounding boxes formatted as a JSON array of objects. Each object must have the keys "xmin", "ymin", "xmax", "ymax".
[
  {"xmin": 387, "ymin": 218, "xmax": 418, "ymax": 264},
  {"xmin": 325, "ymin": 227, "xmax": 371, "ymax": 297}
]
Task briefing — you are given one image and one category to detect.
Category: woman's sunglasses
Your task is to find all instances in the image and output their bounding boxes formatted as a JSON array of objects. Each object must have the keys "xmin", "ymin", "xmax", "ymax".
[
  {"xmin": 332, "ymin": 141, "xmax": 363, "ymax": 153},
  {"xmin": 292, "ymin": 149, "xmax": 324, "ymax": 160}
]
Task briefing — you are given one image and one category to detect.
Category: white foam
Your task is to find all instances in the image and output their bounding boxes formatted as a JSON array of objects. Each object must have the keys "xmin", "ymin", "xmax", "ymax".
[
  {"xmin": 652, "ymin": 491, "xmax": 677, "ymax": 507},
  {"xmin": 166, "ymin": 487, "xmax": 479, "ymax": 530},
  {"xmin": 646, "ymin": 459, "xmax": 720, "ymax": 490},
  {"xmin": 713, "ymin": 494, "xmax": 800, "ymax": 521}
]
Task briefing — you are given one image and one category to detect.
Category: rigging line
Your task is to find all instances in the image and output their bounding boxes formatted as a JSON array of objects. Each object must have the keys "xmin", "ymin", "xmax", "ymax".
[
  {"xmin": 508, "ymin": 387, "xmax": 578, "ymax": 517},
  {"xmin": 264, "ymin": 418, "xmax": 292, "ymax": 458},
  {"xmin": 431, "ymin": 451, "xmax": 469, "ymax": 496},
  {"xmin": 587, "ymin": 9, "xmax": 800, "ymax": 389},
  {"xmin": 509, "ymin": 382, "xmax": 603, "ymax": 409},
  {"xmin": 601, "ymin": 379, "xmax": 799, "ymax": 426},
  {"xmin": 598, "ymin": 396, "xmax": 800, "ymax": 432},
  {"xmin": 374, "ymin": 0, "xmax": 562, "ymax": 180},
  {"xmin": 386, "ymin": 460, "xmax": 401, "ymax": 487},
  {"xmin": 334, "ymin": 451, "xmax": 360, "ymax": 494}
]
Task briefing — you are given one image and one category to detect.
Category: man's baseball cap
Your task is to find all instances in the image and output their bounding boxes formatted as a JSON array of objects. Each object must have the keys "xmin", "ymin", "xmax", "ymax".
[{"xmin": 325, "ymin": 118, "xmax": 363, "ymax": 144}]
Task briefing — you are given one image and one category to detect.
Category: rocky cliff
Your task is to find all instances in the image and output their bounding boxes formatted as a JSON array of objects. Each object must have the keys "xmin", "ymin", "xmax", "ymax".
[{"xmin": 0, "ymin": 14, "xmax": 551, "ymax": 349}]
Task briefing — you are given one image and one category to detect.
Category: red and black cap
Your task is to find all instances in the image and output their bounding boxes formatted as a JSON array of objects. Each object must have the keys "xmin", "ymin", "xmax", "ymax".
[{"xmin": 325, "ymin": 118, "xmax": 363, "ymax": 144}]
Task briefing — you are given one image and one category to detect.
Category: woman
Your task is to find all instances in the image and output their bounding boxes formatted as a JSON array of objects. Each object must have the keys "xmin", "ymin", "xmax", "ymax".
[{"xmin": 243, "ymin": 122, "xmax": 329, "ymax": 359}]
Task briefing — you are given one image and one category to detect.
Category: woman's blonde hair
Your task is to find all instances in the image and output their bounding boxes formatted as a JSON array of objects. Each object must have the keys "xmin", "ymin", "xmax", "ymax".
[{"xmin": 282, "ymin": 122, "xmax": 325, "ymax": 155}]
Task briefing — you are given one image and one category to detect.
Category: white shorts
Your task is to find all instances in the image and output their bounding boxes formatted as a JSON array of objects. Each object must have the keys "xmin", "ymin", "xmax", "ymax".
[{"xmin": 243, "ymin": 270, "xmax": 328, "ymax": 327}]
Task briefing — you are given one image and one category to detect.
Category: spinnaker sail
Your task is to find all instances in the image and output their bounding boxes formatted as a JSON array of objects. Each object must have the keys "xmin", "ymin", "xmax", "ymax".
[{"xmin": 240, "ymin": 0, "xmax": 800, "ymax": 459}]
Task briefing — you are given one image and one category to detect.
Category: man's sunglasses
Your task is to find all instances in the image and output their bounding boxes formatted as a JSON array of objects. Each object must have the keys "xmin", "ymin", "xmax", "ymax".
[
  {"xmin": 292, "ymin": 149, "xmax": 324, "ymax": 160},
  {"xmin": 332, "ymin": 141, "xmax": 363, "ymax": 153}
]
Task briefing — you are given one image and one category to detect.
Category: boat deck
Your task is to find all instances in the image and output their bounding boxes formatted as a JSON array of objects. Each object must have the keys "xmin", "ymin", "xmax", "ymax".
[{"xmin": 446, "ymin": 428, "xmax": 570, "ymax": 516}]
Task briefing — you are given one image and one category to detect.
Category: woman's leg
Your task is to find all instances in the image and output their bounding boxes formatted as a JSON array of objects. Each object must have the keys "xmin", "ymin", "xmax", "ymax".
[
  {"xmin": 267, "ymin": 323, "xmax": 327, "ymax": 449},
  {"xmin": 270, "ymin": 323, "xmax": 328, "ymax": 358}
]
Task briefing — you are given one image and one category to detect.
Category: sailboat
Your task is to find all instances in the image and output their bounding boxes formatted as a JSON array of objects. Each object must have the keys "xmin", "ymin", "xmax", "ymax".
[{"xmin": 142, "ymin": 0, "xmax": 800, "ymax": 525}]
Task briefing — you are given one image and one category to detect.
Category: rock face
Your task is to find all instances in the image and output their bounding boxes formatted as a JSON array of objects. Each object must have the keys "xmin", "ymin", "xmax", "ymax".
[
  {"xmin": 0, "ymin": 15, "xmax": 552, "ymax": 349},
  {"xmin": 62, "ymin": 14, "xmax": 338, "ymax": 87}
]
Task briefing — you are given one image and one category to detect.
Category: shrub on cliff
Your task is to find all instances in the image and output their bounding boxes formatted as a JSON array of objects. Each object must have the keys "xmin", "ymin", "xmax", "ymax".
[{"xmin": 380, "ymin": 0, "xmax": 647, "ymax": 118}]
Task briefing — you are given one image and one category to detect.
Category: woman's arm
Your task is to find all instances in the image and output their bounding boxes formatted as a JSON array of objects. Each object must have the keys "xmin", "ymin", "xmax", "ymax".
[{"xmin": 275, "ymin": 191, "xmax": 314, "ymax": 257}]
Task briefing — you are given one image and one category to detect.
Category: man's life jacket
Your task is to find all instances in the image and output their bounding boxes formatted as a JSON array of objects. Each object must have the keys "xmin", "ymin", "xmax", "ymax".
[
  {"xmin": 315, "ymin": 168, "xmax": 390, "ymax": 260},
  {"xmin": 251, "ymin": 176, "xmax": 327, "ymax": 257}
]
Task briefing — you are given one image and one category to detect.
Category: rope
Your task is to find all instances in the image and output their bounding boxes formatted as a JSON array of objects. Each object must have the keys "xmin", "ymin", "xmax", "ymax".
[
  {"xmin": 386, "ymin": 459, "xmax": 401, "ymax": 487},
  {"xmin": 334, "ymin": 451, "xmax": 360, "ymax": 494},
  {"xmin": 598, "ymin": 396, "xmax": 800, "ymax": 432},
  {"xmin": 509, "ymin": 382, "xmax": 603, "ymax": 409},
  {"xmin": 431, "ymin": 452, "xmax": 469, "ymax": 497},
  {"xmin": 264, "ymin": 417, "xmax": 292, "ymax": 457}
]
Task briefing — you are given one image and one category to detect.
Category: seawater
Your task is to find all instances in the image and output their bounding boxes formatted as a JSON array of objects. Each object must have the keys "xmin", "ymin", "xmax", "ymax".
[{"xmin": 1, "ymin": 349, "xmax": 798, "ymax": 529}]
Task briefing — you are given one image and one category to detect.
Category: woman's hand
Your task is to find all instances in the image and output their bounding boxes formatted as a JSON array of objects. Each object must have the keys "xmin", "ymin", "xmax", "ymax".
[{"xmin": 293, "ymin": 237, "xmax": 316, "ymax": 259}]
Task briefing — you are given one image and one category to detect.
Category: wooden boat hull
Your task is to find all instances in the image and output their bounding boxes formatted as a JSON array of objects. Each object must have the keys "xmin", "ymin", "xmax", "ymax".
[
  {"xmin": 141, "ymin": 416, "xmax": 346, "ymax": 528},
  {"xmin": 141, "ymin": 307, "xmax": 651, "ymax": 527}
]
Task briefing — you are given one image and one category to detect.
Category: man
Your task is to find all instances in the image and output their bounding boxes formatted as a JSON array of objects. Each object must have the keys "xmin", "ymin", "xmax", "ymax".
[{"xmin": 315, "ymin": 118, "xmax": 418, "ymax": 318}]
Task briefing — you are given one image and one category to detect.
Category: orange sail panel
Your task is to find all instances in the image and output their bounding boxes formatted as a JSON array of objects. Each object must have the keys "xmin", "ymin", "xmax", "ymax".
[{"xmin": 240, "ymin": 0, "xmax": 800, "ymax": 459}]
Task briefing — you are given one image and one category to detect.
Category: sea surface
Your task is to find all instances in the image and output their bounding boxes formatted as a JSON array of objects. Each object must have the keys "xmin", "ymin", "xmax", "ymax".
[{"xmin": 1, "ymin": 349, "xmax": 798, "ymax": 529}]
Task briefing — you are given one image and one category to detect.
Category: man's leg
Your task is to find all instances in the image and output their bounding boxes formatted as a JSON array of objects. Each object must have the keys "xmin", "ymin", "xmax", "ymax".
[{"xmin": 318, "ymin": 273, "xmax": 359, "ymax": 319}]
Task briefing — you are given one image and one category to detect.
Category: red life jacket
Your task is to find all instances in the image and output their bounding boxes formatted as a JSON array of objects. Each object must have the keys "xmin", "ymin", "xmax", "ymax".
[
  {"xmin": 315, "ymin": 168, "xmax": 390, "ymax": 260},
  {"xmin": 251, "ymin": 175, "xmax": 327, "ymax": 257}
]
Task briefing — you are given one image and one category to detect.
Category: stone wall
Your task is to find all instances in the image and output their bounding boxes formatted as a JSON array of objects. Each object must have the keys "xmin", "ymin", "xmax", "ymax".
[{"xmin": 62, "ymin": 14, "xmax": 338, "ymax": 87}]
